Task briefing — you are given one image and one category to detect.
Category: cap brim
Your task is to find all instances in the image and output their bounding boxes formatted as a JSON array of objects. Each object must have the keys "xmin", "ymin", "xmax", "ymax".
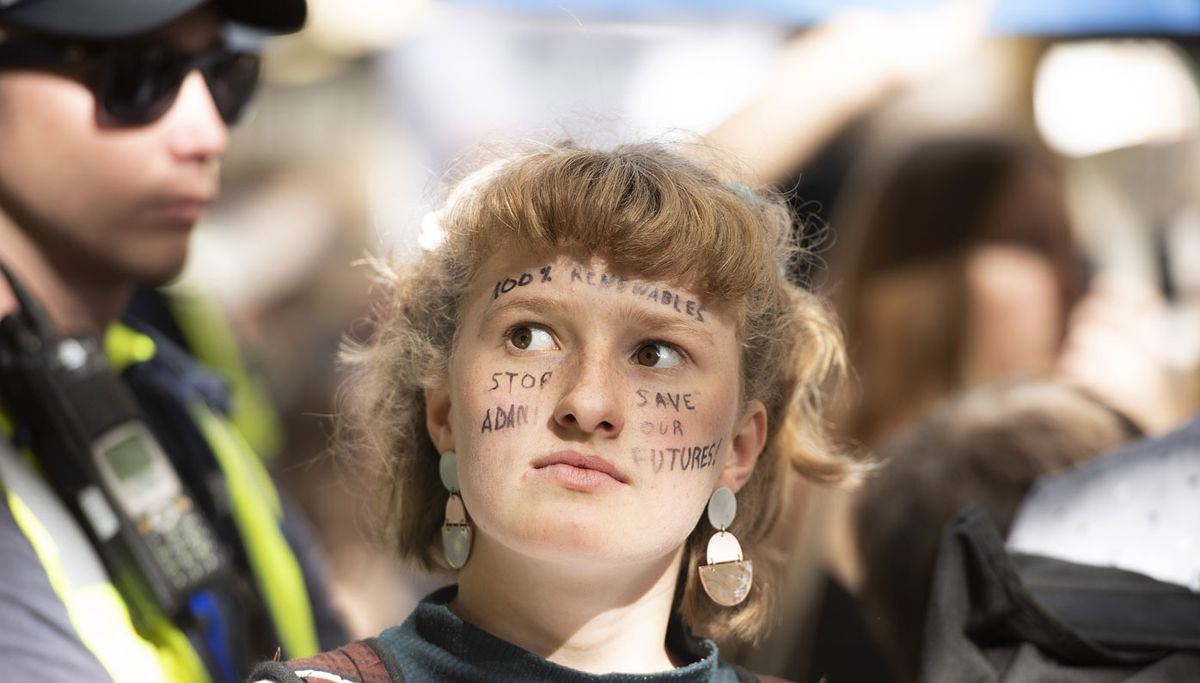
[{"xmin": 1, "ymin": 0, "xmax": 305, "ymax": 39}]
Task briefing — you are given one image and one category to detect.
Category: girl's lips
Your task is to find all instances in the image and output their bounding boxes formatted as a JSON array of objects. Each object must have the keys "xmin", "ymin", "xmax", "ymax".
[{"xmin": 531, "ymin": 450, "xmax": 630, "ymax": 492}]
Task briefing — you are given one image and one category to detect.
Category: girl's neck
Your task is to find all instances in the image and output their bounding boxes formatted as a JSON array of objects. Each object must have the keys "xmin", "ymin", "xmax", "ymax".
[{"xmin": 451, "ymin": 537, "xmax": 685, "ymax": 674}]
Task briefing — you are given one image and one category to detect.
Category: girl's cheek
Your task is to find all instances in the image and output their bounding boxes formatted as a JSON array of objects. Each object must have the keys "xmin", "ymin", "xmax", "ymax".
[
  {"xmin": 627, "ymin": 387, "xmax": 723, "ymax": 476},
  {"xmin": 468, "ymin": 367, "xmax": 557, "ymax": 440}
]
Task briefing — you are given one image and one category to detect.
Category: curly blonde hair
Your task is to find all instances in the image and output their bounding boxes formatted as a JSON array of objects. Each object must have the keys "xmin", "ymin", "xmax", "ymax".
[{"xmin": 338, "ymin": 140, "xmax": 859, "ymax": 651}]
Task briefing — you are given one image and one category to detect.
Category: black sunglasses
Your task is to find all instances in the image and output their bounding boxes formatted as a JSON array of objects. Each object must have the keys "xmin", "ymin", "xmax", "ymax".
[{"xmin": 0, "ymin": 38, "xmax": 261, "ymax": 126}]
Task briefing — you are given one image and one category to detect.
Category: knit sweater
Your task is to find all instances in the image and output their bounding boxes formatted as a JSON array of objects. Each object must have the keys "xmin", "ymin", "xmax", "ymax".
[
  {"xmin": 252, "ymin": 585, "xmax": 749, "ymax": 683},
  {"xmin": 379, "ymin": 585, "xmax": 744, "ymax": 682}
]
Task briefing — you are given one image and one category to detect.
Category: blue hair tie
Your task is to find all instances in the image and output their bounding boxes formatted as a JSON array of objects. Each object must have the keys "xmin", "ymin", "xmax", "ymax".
[
  {"xmin": 723, "ymin": 182, "xmax": 786, "ymax": 276},
  {"xmin": 725, "ymin": 182, "xmax": 760, "ymax": 205}
]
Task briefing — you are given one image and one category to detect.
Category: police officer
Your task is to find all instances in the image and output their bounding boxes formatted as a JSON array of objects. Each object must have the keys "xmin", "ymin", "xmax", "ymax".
[{"xmin": 0, "ymin": 1, "xmax": 346, "ymax": 681}]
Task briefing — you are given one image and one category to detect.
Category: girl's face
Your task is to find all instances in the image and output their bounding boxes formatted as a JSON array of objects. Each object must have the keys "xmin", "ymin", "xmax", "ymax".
[{"xmin": 426, "ymin": 250, "xmax": 766, "ymax": 569}]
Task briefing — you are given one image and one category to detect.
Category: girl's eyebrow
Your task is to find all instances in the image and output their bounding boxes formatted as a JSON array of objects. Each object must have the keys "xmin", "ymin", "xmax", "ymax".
[
  {"xmin": 621, "ymin": 305, "xmax": 714, "ymax": 345},
  {"xmin": 483, "ymin": 292, "xmax": 566, "ymax": 319},
  {"xmin": 483, "ymin": 292, "xmax": 714, "ymax": 345}
]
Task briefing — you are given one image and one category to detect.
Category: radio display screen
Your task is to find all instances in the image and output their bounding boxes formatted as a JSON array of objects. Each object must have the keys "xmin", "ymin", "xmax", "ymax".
[{"xmin": 103, "ymin": 434, "xmax": 155, "ymax": 481}]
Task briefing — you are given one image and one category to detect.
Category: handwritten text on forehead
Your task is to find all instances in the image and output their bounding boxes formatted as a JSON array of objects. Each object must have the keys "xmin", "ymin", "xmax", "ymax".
[{"xmin": 491, "ymin": 264, "xmax": 706, "ymax": 323}]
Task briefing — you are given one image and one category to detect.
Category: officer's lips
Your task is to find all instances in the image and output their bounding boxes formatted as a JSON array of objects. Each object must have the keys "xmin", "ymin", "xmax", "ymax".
[{"xmin": 153, "ymin": 195, "xmax": 213, "ymax": 225}]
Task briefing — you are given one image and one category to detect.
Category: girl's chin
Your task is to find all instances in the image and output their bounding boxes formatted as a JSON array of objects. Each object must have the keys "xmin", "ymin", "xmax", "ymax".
[
  {"xmin": 512, "ymin": 520, "xmax": 620, "ymax": 559},
  {"xmin": 487, "ymin": 520, "xmax": 685, "ymax": 569}
]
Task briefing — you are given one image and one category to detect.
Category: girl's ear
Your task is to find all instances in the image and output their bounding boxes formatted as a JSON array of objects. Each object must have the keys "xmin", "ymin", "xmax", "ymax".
[
  {"xmin": 720, "ymin": 399, "xmax": 767, "ymax": 492},
  {"xmin": 425, "ymin": 383, "xmax": 455, "ymax": 453}
]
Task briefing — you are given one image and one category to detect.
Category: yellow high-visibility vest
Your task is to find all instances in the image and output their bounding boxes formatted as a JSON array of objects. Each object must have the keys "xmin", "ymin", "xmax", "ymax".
[{"xmin": 0, "ymin": 323, "xmax": 319, "ymax": 681}]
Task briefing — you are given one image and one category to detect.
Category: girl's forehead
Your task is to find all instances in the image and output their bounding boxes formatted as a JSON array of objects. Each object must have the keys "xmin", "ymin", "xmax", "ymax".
[
  {"xmin": 463, "ymin": 249, "xmax": 743, "ymax": 344},
  {"xmin": 471, "ymin": 250, "xmax": 706, "ymax": 305},
  {"xmin": 476, "ymin": 248, "xmax": 601, "ymax": 278}
]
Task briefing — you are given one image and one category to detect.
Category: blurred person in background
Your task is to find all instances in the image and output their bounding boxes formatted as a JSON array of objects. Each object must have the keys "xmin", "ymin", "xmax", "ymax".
[
  {"xmin": 831, "ymin": 136, "xmax": 1087, "ymax": 448},
  {"xmin": 801, "ymin": 133, "xmax": 1192, "ymax": 681},
  {"xmin": 700, "ymin": 8, "xmax": 1023, "ymax": 678},
  {"xmin": 705, "ymin": 6, "xmax": 1197, "ymax": 677},
  {"xmin": 820, "ymin": 131, "xmax": 1194, "ymax": 576},
  {"xmin": 0, "ymin": 1, "xmax": 348, "ymax": 681},
  {"xmin": 854, "ymin": 379, "xmax": 1141, "ymax": 681},
  {"xmin": 830, "ymin": 133, "xmax": 1194, "ymax": 448}
]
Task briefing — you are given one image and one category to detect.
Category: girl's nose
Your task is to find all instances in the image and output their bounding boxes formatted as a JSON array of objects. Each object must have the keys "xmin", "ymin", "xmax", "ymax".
[{"xmin": 552, "ymin": 355, "xmax": 625, "ymax": 438}]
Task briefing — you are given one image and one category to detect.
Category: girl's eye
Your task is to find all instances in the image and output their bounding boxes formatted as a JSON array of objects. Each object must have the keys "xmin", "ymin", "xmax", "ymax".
[
  {"xmin": 508, "ymin": 325, "xmax": 555, "ymax": 351},
  {"xmin": 635, "ymin": 342, "xmax": 683, "ymax": 369}
]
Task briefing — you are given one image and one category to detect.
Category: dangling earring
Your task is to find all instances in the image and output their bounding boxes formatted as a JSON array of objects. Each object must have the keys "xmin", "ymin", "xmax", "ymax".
[
  {"xmin": 439, "ymin": 450, "xmax": 472, "ymax": 569},
  {"xmin": 698, "ymin": 486, "xmax": 753, "ymax": 606}
]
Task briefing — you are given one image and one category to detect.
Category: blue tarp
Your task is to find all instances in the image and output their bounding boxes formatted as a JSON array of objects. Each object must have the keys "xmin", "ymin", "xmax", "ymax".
[{"xmin": 445, "ymin": 0, "xmax": 1200, "ymax": 36}]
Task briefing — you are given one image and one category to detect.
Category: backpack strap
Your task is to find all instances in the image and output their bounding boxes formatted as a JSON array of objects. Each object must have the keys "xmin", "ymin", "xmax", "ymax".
[
  {"xmin": 729, "ymin": 664, "xmax": 795, "ymax": 683},
  {"xmin": 247, "ymin": 638, "xmax": 404, "ymax": 683},
  {"xmin": 730, "ymin": 664, "xmax": 759, "ymax": 683}
]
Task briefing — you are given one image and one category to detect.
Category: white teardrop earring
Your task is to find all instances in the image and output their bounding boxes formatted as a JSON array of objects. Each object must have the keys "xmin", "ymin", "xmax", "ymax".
[
  {"xmin": 439, "ymin": 450, "xmax": 472, "ymax": 569},
  {"xmin": 698, "ymin": 486, "xmax": 753, "ymax": 606}
]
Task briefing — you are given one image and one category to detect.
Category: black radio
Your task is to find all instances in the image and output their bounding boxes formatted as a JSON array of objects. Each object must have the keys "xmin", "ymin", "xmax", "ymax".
[{"xmin": 0, "ymin": 266, "xmax": 228, "ymax": 617}]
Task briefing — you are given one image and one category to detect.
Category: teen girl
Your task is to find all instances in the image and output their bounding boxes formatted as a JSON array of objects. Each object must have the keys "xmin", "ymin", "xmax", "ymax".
[{"xmin": 252, "ymin": 141, "xmax": 857, "ymax": 682}]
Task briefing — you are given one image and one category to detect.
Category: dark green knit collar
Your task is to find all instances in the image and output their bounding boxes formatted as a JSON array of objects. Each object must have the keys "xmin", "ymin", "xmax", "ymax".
[{"xmin": 378, "ymin": 585, "xmax": 741, "ymax": 683}]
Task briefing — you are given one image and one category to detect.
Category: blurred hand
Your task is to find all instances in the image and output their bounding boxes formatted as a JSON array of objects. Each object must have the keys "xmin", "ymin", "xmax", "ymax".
[
  {"xmin": 1056, "ymin": 274, "xmax": 1195, "ymax": 435},
  {"xmin": 706, "ymin": 0, "xmax": 991, "ymax": 185},
  {"xmin": 786, "ymin": 0, "xmax": 991, "ymax": 98}
]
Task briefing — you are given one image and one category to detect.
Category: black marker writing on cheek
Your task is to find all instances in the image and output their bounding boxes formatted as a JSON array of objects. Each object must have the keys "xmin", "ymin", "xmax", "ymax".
[
  {"xmin": 489, "ymin": 371, "xmax": 554, "ymax": 392},
  {"xmin": 639, "ymin": 420, "xmax": 684, "ymax": 436},
  {"xmin": 635, "ymin": 389, "xmax": 697, "ymax": 411},
  {"xmin": 672, "ymin": 439, "xmax": 721, "ymax": 471},
  {"xmin": 492, "ymin": 265, "xmax": 553, "ymax": 300},
  {"xmin": 631, "ymin": 439, "xmax": 721, "ymax": 472},
  {"xmin": 480, "ymin": 404, "xmax": 533, "ymax": 433},
  {"xmin": 630, "ymin": 447, "xmax": 665, "ymax": 473}
]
